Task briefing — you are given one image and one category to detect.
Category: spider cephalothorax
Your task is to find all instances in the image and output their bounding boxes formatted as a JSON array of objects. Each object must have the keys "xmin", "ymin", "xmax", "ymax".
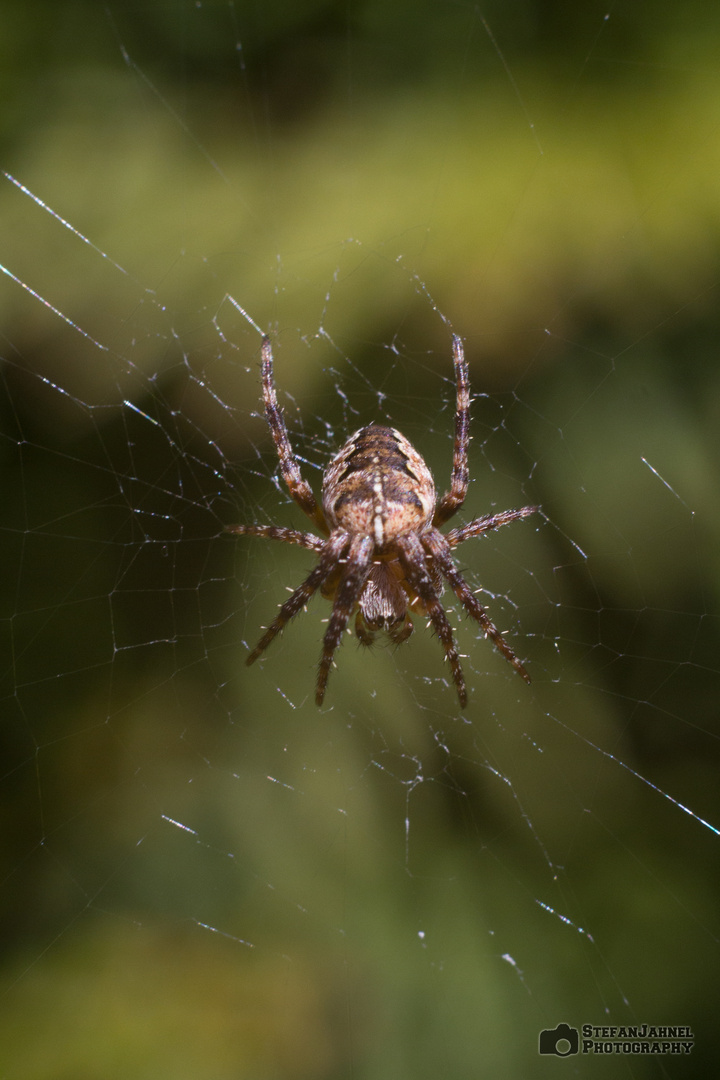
[{"xmin": 227, "ymin": 334, "xmax": 538, "ymax": 706}]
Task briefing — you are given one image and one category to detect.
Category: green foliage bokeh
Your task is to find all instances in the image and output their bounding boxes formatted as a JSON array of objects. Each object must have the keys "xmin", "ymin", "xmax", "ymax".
[{"xmin": 1, "ymin": 2, "xmax": 720, "ymax": 1077}]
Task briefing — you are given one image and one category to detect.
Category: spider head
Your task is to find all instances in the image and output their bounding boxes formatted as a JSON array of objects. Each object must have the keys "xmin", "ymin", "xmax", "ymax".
[{"xmin": 355, "ymin": 561, "xmax": 414, "ymax": 645}]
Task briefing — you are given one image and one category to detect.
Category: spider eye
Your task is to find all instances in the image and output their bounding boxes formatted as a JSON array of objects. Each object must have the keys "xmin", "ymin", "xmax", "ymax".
[
  {"xmin": 356, "ymin": 606, "xmax": 414, "ymax": 647},
  {"xmin": 365, "ymin": 612, "xmax": 405, "ymax": 632},
  {"xmin": 359, "ymin": 602, "xmax": 405, "ymax": 632}
]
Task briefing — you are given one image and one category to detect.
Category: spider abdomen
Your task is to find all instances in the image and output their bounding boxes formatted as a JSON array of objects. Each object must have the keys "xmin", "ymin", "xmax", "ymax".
[{"xmin": 322, "ymin": 424, "xmax": 436, "ymax": 548}]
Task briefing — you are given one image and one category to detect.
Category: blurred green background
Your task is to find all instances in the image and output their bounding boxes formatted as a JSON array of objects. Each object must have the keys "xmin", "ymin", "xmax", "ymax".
[{"xmin": 2, "ymin": 1, "xmax": 720, "ymax": 1077}]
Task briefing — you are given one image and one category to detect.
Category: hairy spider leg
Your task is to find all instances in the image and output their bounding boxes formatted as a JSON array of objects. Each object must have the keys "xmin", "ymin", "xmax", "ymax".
[
  {"xmin": 316, "ymin": 535, "xmax": 374, "ymax": 705},
  {"xmin": 445, "ymin": 506, "xmax": 539, "ymax": 548},
  {"xmin": 433, "ymin": 334, "xmax": 471, "ymax": 527},
  {"xmin": 225, "ymin": 523, "xmax": 325, "ymax": 551},
  {"xmin": 260, "ymin": 336, "xmax": 327, "ymax": 532},
  {"xmin": 245, "ymin": 531, "xmax": 349, "ymax": 665},
  {"xmin": 397, "ymin": 530, "xmax": 469, "ymax": 707},
  {"xmin": 423, "ymin": 528, "xmax": 531, "ymax": 683}
]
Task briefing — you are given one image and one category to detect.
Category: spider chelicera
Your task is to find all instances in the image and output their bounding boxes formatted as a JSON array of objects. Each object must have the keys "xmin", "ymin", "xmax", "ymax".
[{"xmin": 227, "ymin": 334, "xmax": 538, "ymax": 707}]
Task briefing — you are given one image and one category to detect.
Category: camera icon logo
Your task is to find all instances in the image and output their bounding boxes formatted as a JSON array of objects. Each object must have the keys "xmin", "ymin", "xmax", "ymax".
[{"xmin": 538, "ymin": 1023, "xmax": 579, "ymax": 1056}]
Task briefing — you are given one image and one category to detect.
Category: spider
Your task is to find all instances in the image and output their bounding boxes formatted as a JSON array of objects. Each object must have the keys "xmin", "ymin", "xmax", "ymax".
[{"xmin": 227, "ymin": 334, "xmax": 538, "ymax": 707}]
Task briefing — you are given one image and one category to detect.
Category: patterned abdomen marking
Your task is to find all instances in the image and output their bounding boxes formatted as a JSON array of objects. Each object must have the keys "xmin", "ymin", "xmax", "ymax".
[{"xmin": 322, "ymin": 425, "xmax": 436, "ymax": 548}]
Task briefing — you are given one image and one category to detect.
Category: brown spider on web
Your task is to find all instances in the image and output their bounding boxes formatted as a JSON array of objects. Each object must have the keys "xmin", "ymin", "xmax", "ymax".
[{"xmin": 227, "ymin": 334, "xmax": 539, "ymax": 707}]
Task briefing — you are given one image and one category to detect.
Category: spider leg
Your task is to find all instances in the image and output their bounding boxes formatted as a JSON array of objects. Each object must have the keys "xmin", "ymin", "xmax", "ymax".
[
  {"xmin": 422, "ymin": 528, "xmax": 531, "ymax": 684},
  {"xmin": 225, "ymin": 523, "xmax": 325, "ymax": 552},
  {"xmin": 316, "ymin": 535, "xmax": 374, "ymax": 705},
  {"xmin": 445, "ymin": 506, "xmax": 539, "ymax": 548},
  {"xmin": 433, "ymin": 334, "xmax": 470, "ymax": 527},
  {"xmin": 396, "ymin": 531, "xmax": 468, "ymax": 708},
  {"xmin": 245, "ymin": 531, "xmax": 349, "ymax": 665},
  {"xmin": 260, "ymin": 335, "xmax": 327, "ymax": 532}
]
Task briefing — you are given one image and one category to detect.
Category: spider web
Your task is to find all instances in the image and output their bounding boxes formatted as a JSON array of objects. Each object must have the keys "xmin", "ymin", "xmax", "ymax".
[{"xmin": 1, "ymin": 2, "xmax": 719, "ymax": 1076}]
